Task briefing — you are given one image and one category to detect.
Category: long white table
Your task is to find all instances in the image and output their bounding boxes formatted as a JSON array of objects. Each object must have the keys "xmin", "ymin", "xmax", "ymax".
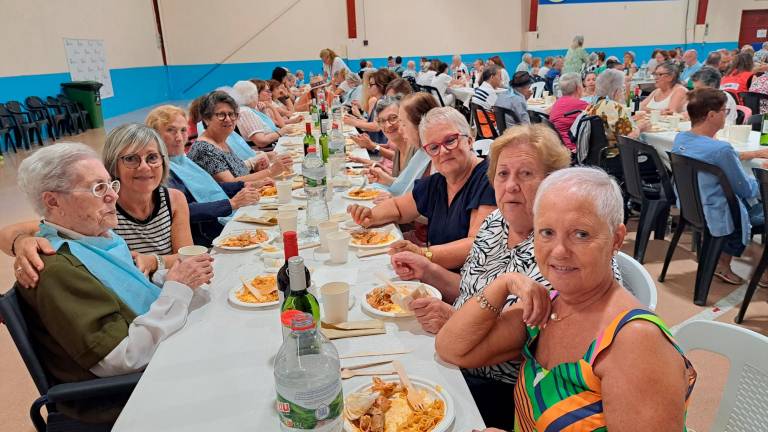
[
  {"xmin": 112, "ymin": 136, "xmax": 486, "ymax": 431},
  {"xmin": 642, "ymin": 129, "xmax": 764, "ymax": 173}
]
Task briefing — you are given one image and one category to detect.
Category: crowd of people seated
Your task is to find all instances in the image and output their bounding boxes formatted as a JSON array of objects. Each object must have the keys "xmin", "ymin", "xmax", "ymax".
[{"xmin": 4, "ymin": 41, "xmax": 768, "ymax": 430}]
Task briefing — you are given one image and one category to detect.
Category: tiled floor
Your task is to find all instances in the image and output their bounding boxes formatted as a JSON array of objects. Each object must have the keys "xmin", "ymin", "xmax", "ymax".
[{"xmin": 0, "ymin": 118, "xmax": 766, "ymax": 431}]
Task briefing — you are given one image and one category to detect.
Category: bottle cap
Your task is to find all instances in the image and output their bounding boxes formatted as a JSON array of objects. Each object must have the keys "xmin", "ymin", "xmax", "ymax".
[
  {"xmin": 307, "ymin": 147, "xmax": 317, "ymax": 153},
  {"xmin": 290, "ymin": 312, "xmax": 315, "ymax": 331},
  {"xmin": 281, "ymin": 310, "xmax": 306, "ymax": 328}
]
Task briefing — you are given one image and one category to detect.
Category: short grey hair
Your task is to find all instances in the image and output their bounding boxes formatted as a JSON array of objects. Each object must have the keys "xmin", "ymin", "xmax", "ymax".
[
  {"xmin": 103, "ymin": 123, "xmax": 169, "ymax": 183},
  {"xmin": 345, "ymin": 72, "xmax": 361, "ymax": 85},
  {"xmin": 595, "ymin": 69, "xmax": 625, "ymax": 99},
  {"xmin": 559, "ymin": 72, "xmax": 582, "ymax": 96},
  {"xmin": 233, "ymin": 80, "xmax": 259, "ymax": 106},
  {"xmin": 691, "ymin": 66, "xmax": 721, "ymax": 89},
  {"xmin": 534, "ymin": 166, "xmax": 624, "ymax": 234},
  {"xmin": 571, "ymin": 35, "xmax": 584, "ymax": 49},
  {"xmin": 374, "ymin": 95, "xmax": 401, "ymax": 117},
  {"xmin": 522, "ymin": 53, "xmax": 533, "ymax": 62},
  {"xmin": 18, "ymin": 142, "xmax": 100, "ymax": 216},
  {"xmin": 418, "ymin": 107, "xmax": 471, "ymax": 145}
]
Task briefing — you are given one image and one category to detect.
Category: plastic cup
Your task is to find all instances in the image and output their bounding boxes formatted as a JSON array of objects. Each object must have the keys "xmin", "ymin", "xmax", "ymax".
[
  {"xmin": 276, "ymin": 180, "xmax": 292, "ymax": 204},
  {"xmin": 650, "ymin": 110, "xmax": 661, "ymax": 124},
  {"xmin": 729, "ymin": 125, "xmax": 751, "ymax": 143},
  {"xmin": 277, "ymin": 210, "xmax": 298, "ymax": 234},
  {"xmin": 318, "ymin": 220, "xmax": 339, "ymax": 251},
  {"xmin": 668, "ymin": 115, "xmax": 680, "ymax": 130},
  {"xmin": 321, "ymin": 282, "xmax": 350, "ymax": 324},
  {"xmin": 178, "ymin": 245, "xmax": 207, "ymax": 260},
  {"xmin": 278, "ymin": 204, "xmax": 300, "ymax": 212},
  {"xmin": 326, "ymin": 231, "xmax": 350, "ymax": 264}
]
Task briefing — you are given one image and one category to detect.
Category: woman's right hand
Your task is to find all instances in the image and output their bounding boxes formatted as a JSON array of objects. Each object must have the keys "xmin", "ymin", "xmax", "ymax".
[
  {"xmin": 391, "ymin": 251, "xmax": 431, "ymax": 280},
  {"xmin": 366, "ymin": 166, "xmax": 394, "ymax": 186},
  {"xmin": 500, "ymin": 273, "xmax": 551, "ymax": 328},
  {"xmin": 350, "ymin": 134, "xmax": 376, "ymax": 150},
  {"xmin": 166, "ymin": 254, "xmax": 214, "ymax": 289},
  {"xmin": 346, "ymin": 204, "xmax": 373, "ymax": 227},
  {"xmin": 13, "ymin": 236, "xmax": 55, "ymax": 289},
  {"xmin": 268, "ymin": 158, "xmax": 289, "ymax": 177},
  {"xmin": 229, "ymin": 185, "xmax": 262, "ymax": 209}
]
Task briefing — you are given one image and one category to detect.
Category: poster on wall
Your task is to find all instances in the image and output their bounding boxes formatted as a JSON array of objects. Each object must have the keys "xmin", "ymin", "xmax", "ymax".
[{"xmin": 63, "ymin": 38, "xmax": 114, "ymax": 99}]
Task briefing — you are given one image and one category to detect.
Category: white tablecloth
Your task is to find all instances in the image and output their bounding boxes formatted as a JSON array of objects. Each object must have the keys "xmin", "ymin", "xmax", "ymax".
[
  {"xmin": 112, "ymin": 136, "xmax": 486, "ymax": 431},
  {"xmin": 642, "ymin": 130, "xmax": 764, "ymax": 173}
]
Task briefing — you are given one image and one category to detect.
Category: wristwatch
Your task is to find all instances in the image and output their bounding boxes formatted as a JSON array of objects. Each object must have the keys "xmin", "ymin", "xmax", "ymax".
[
  {"xmin": 421, "ymin": 247, "xmax": 433, "ymax": 261},
  {"xmin": 373, "ymin": 144, "xmax": 381, "ymax": 152}
]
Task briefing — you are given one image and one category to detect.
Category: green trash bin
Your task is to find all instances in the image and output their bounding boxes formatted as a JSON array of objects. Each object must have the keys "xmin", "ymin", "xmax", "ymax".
[{"xmin": 61, "ymin": 81, "xmax": 104, "ymax": 129}]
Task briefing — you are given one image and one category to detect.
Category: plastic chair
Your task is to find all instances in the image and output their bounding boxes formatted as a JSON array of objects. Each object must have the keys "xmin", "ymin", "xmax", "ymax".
[
  {"xmin": 540, "ymin": 116, "xmax": 565, "ymax": 146},
  {"xmin": 23, "ymin": 97, "xmax": 56, "ymax": 141},
  {"xmin": 615, "ymin": 252, "xmax": 658, "ymax": 310},
  {"xmin": 530, "ymin": 81, "xmax": 545, "ymax": 99},
  {"xmin": 0, "ymin": 288, "xmax": 141, "ymax": 431},
  {"xmin": 57, "ymin": 95, "xmax": 88, "ymax": 133},
  {"xmin": 735, "ymin": 167, "xmax": 768, "ymax": 323},
  {"xmin": 470, "ymin": 102, "xmax": 498, "ymax": 139},
  {"xmin": 575, "ymin": 115, "xmax": 623, "ymax": 179},
  {"xmin": 420, "ymin": 85, "xmax": 445, "ymax": 107},
  {"xmin": 527, "ymin": 110, "xmax": 549, "ymax": 124},
  {"xmin": 493, "ymin": 105, "xmax": 521, "ymax": 135},
  {"xmin": 4, "ymin": 100, "xmax": 44, "ymax": 149},
  {"xmin": 473, "ymin": 139, "xmax": 493, "ymax": 157},
  {"xmin": 618, "ymin": 136, "xmax": 675, "ymax": 263},
  {"xmin": 659, "ymin": 153, "xmax": 743, "ymax": 306},
  {"xmin": 0, "ymin": 105, "xmax": 17, "ymax": 154},
  {"xmin": 44, "ymin": 96, "xmax": 72, "ymax": 137},
  {"xmin": 734, "ymin": 105, "xmax": 751, "ymax": 125},
  {"xmin": 738, "ymin": 91, "xmax": 768, "ymax": 116},
  {"xmin": 674, "ymin": 320, "xmax": 768, "ymax": 432},
  {"xmin": 746, "ymin": 113, "xmax": 763, "ymax": 132}
]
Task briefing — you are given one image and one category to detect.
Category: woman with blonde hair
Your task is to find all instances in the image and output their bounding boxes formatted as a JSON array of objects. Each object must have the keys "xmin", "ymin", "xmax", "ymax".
[{"xmin": 319, "ymin": 48, "xmax": 350, "ymax": 80}]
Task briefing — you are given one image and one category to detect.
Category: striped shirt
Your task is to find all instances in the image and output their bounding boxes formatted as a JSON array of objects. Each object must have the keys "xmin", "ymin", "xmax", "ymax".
[
  {"xmin": 114, "ymin": 187, "xmax": 174, "ymax": 255},
  {"xmin": 470, "ymin": 82, "xmax": 497, "ymax": 110}
]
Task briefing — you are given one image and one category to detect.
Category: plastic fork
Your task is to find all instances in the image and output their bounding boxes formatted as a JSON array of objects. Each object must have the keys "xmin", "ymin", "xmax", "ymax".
[{"xmin": 392, "ymin": 360, "xmax": 425, "ymax": 411}]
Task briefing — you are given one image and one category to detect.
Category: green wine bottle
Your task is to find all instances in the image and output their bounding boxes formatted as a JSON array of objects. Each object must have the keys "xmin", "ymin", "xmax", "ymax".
[
  {"xmin": 761, "ymin": 113, "xmax": 768, "ymax": 146},
  {"xmin": 302, "ymin": 122, "xmax": 315, "ymax": 155},
  {"xmin": 280, "ymin": 256, "xmax": 320, "ymax": 339},
  {"xmin": 319, "ymin": 116, "xmax": 330, "ymax": 163}
]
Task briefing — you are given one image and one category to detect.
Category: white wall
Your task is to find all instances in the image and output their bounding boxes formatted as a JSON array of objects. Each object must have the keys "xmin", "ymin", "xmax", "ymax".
[{"xmin": 0, "ymin": 0, "xmax": 162, "ymax": 77}]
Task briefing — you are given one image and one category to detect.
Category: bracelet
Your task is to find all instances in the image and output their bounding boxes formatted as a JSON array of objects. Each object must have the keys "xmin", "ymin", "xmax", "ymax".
[
  {"xmin": 476, "ymin": 289, "xmax": 501, "ymax": 316},
  {"xmin": 10, "ymin": 233, "xmax": 27, "ymax": 257},
  {"xmin": 153, "ymin": 254, "xmax": 165, "ymax": 272}
]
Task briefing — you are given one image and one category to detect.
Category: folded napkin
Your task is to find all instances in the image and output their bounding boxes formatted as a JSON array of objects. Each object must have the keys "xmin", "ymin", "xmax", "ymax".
[
  {"xmin": 321, "ymin": 319, "xmax": 386, "ymax": 339},
  {"xmin": 356, "ymin": 248, "xmax": 390, "ymax": 258},
  {"xmin": 259, "ymin": 203, "xmax": 306, "ymax": 210},
  {"xmin": 234, "ymin": 213, "xmax": 278, "ymax": 226}
]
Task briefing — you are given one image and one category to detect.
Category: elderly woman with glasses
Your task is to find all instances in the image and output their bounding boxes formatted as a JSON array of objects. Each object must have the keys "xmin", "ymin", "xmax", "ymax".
[
  {"xmin": 639, "ymin": 60, "xmax": 688, "ymax": 114},
  {"xmin": 8, "ymin": 143, "xmax": 212, "ymax": 423},
  {"xmin": 187, "ymin": 91, "xmax": 289, "ymax": 184},
  {"xmin": 348, "ymin": 107, "xmax": 497, "ymax": 270},
  {"xmin": 438, "ymin": 167, "xmax": 696, "ymax": 432},
  {"xmin": 345, "ymin": 69, "xmax": 398, "ymax": 145}
]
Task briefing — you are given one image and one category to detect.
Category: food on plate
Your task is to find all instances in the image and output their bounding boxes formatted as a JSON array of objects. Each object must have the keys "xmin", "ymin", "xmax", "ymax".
[
  {"xmin": 351, "ymin": 230, "xmax": 394, "ymax": 246},
  {"xmin": 236, "ymin": 274, "xmax": 278, "ymax": 303},
  {"xmin": 345, "ymin": 377, "xmax": 445, "ymax": 432},
  {"xmin": 346, "ymin": 167, "xmax": 364, "ymax": 176},
  {"xmin": 347, "ymin": 188, "xmax": 380, "ymax": 200},
  {"xmin": 260, "ymin": 186, "xmax": 277, "ymax": 197},
  {"xmin": 219, "ymin": 230, "xmax": 269, "ymax": 247}
]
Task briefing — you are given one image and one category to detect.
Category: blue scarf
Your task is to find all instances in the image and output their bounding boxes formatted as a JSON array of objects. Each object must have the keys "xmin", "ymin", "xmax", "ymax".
[
  {"xmin": 38, "ymin": 224, "xmax": 161, "ymax": 315},
  {"xmin": 247, "ymin": 107, "xmax": 279, "ymax": 133},
  {"xmin": 196, "ymin": 121, "xmax": 257, "ymax": 161},
  {"xmin": 169, "ymin": 155, "xmax": 230, "ymax": 204}
]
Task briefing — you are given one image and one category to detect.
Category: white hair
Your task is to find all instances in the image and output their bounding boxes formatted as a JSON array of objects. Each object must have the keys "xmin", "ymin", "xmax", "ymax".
[
  {"xmin": 407, "ymin": 60, "xmax": 416, "ymax": 68},
  {"xmin": 533, "ymin": 167, "xmax": 624, "ymax": 234},
  {"xmin": 571, "ymin": 35, "xmax": 584, "ymax": 49},
  {"xmin": 216, "ymin": 86, "xmax": 245, "ymax": 107},
  {"xmin": 522, "ymin": 53, "xmax": 533, "ymax": 62},
  {"xmin": 595, "ymin": 69, "xmax": 625, "ymax": 99},
  {"xmin": 559, "ymin": 72, "xmax": 582, "ymax": 96},
  {"xmin": 418, "ymin": 107, "xmax": 471, "ymax": 146},
  {"xmin": 18, "ymin": 142, "xmax": 100, "ymax": 216},
  {"xmin": 233, "ymin": 80, "xmax": 259, "ymax": 106}
]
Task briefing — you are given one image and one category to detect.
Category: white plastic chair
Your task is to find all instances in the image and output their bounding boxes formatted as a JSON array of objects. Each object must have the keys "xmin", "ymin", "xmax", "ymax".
[
  {"xmin": 473, "ymin": 139, "xmax": 493, "ymax": 157},
  {"xmin": 530, "ymin": 81, "xmax": 546, "ymax": 99},
  {"xmin": 615, "ymin": 251, "xmax": 658, "ymax": 310},
  {"xmin": 674, "ymin": 320, "xmax": 768, "ymax": 432}
]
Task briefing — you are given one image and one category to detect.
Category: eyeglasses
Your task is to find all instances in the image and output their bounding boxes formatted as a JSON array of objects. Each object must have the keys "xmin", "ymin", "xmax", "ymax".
[
  {"xmin": 376, "ymin": 114, "xmax": 400, "ymax": 126},
  {"xmin": 64, "ymin": 180, "xmax": 121, "ymax": 198},
  {"xmin": 119, "ymin": 152, "xmax": 164, "ymax": 169},
  {"xmin": 423, "ymin": 133, "xmax": 466, "ymax": 156},
  {"xmin": 213, "ymin": 111, "xmax": 239, "ymax": 121},
  {"xmin": 369, "ymin": 81, "xmax": 378, "ymax": 87},
  {"xmin": 652, "ymin": 72, "xmax": 670, "ymax": 78}
]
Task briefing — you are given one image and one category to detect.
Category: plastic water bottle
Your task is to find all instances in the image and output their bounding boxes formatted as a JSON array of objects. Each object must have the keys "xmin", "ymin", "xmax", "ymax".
[
  {"xmin": 331, "ymin": 96, "xmax": 343, "ymax": 126},
  {"xmin": 329, "ymin": 123, "xmax": 346, "ymax": 191},
  {"xmin": 274, "ymin": 311, "xmax": 343, "ymax": 431},
  {"xmin": 553, "ymin": 76, "xmax": 562, "ymax": 98},
  {"xmin": 302, "ymin": 147, "xmax": 328, "ymax": 238}
]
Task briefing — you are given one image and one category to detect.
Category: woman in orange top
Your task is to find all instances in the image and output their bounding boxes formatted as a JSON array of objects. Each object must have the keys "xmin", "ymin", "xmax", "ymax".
[{"xmin": 720, "ymin": 52, "xmax": 754, "ymax": 105}]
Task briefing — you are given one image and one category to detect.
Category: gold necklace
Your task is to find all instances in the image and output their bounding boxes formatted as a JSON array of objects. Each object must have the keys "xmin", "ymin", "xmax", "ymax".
[{"xmin": 549, "ymin": 294, "xmax": 605, "ymax": 322}]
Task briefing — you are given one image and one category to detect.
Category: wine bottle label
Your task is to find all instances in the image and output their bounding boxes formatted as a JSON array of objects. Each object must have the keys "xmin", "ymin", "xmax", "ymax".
[{"xmin": 275, "ymin": 381, "xmax": 343, "ymax": 431}]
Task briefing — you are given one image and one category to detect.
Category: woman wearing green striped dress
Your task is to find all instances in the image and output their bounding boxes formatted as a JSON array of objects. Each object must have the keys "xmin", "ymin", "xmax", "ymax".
[{"xmin": 437, "ymin": 167, "xmax": 696, "ymax": 431}]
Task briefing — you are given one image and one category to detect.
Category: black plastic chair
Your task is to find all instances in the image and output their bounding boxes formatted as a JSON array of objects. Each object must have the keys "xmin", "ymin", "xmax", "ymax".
[
  {"xmin": 746, "ymin": 113, "xmax": 763, "ymax": 132},
  {"xmin": 493, "ymin": 105, "xmax": 523, "ymax": 135},
  {"xmin": 5, "ymin": 101, "xmax": 44, "ymax": 148},
  {"xmin": 0, "ymin": 104, "xmax": 18, "ymax": 154},
  {"xmin": 659, "ymin": 153, "xmax": 743, "ymax": 306},
  {"xmin": 57, "ymin": 95, "xmax": 88, "ymax": 133},
  {"xmin": 420, "ymin": 85, "xmax": 445, "ymax": 107},
  {"xmin": 44, "ymin": 96, "xmax": 72, "ymax": 137},
  {"xmin": 540, "ymin": 116, "xmax": 565, "ymax": 146},
  {"xmin": 24, "ymin": 97, "xmax": 56, "ymax": 141},
  {"xmin": 528, "ymin": 110, "xmax": 548, "ymax": 124},
  {"xmin": 470, "ymin": 102, "xmax": 498, "ymax": 139},
  {"xmin": 618, "ymin": 136, "xmax": 674, "ymax": 263},
  {"xmin": 736, "ymin": 167, "xmax": 768, "ymax": 323},
  {"xmin": 738, "ymin": 92, "xmax": 768, "ymax": 117},
  {"xmin": 0, "ymin": 288, "xmax": 141, "ymax": 431},
  {"xmin": 403, "ymin": 76, "xmax": 418, "ymax": 92}
]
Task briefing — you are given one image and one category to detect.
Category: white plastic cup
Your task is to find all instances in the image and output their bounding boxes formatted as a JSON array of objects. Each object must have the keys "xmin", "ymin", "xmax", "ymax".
[
  {"xmin": 277, "ymin": 210, "xmax": 298, "ymax": 234},
  {"xmin": 545, "ymin": 95, "xmax": 556, "ymax": 105},
  {"xmin": 650, "ymin": 110, "xmax": 661, "ymax": 124},
  {"xmin": 668, "ymin": 115, "xmax": 680, "ymax": 130},
  {"xmin": 178, "ymin": 245, "xmax": 207, "ymax": 260},
  {"xmin": 542, "ymin": 90, "xmax": 550, "ymax": 98},
  {"xmin": 730, "ymin": 125, "xmax": 751, "ymax": 143},
  {"xmin": 321, "ymin": 282, "xmax": 350, "ymax": 324},
  {"xmin": 318, "ymin": 220, "xmax": 339, "ymax": 251},
  {"xmin": 276, "ymin": 180, "xmax": 292, "ymax": 204},
  {"xmin": 326, "ymin": 231, "xmax": 350, "ymax": 264}
]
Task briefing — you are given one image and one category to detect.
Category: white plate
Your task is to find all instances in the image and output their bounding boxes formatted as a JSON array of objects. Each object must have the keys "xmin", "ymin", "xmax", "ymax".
[
  {"xmin": 361, "ymin": 281, "xmax": 442, "ymax": 318},
  {"xmin": 349, "ymin": 229, "xmax": 400, "ymax": 249},
  {"xmin": 343, "ymin": 375, "xmax": 455, "ymax": 432},
  {"xmin": 213, "ymin": 230, "xmax": 275, "ymax": 251},
  {"xmin": 259, "ymin": 196, "xmax": 278, "ymax": 204},
  {"xmin": 292, "ymin": 189, "xmax": 308, "ymax": 200},
  {"xmin": 227, "ymin": 283, "xmax": 279, "ymax": 308},
  {"xmin": 343, "ymin": 189, "xmax": 381, "ymax": 201},
  {"xmin": 340, "ymin": 219, "xmax": 363, "ymax": 231}
]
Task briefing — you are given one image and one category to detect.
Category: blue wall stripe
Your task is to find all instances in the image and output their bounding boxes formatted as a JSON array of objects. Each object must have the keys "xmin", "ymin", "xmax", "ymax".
[{"xmin": 0, "ymin": 41, "xmax": 737, "ymax": 120}]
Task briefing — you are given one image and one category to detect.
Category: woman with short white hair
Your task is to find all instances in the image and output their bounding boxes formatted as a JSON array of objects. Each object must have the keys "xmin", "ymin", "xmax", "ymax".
[
  {"xmin": 585, "ymin": 69, "xmax": 650, "ymax": 147},
  {"xmin": 549, "ymin": 72, "xmax": 588, "ymax": 151},
  {"xmin": 563, "ymin": 35, "xmax": 588, "ymax": 74},
  {"xmin": 232, "ymin": 80, "xmax": 289, "ymax": 149}
]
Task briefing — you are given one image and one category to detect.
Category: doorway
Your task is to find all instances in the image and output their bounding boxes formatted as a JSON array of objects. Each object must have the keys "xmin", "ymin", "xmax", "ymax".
[{"xmin": 738, "ymin": 9, "xmax": 768, "ymax": 50}]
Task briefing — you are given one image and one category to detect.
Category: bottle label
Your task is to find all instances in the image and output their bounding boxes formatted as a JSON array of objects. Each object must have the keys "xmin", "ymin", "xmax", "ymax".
[
  {"xmin": 304, "ymin": 174, "xmax": 327, "ymax": 188},
  {"xmin": 275, "ymin": 380, "xmax": 343, "ymax": 431},
  {"xmin": 311, "ymin": 113, "xmax": 319, "ymax": 124},
  {"xmin": 762, "ymin": 120, "xmax": 768, "ymax": 134}
]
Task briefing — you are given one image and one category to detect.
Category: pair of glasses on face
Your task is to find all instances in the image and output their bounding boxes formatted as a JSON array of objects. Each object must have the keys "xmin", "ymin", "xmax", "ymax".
[
  {"xmin": 369, "ymin": 81, "xmax": 378, "ymax": 88},
  {"xmin": 214, "ymin": 111, "xmax": 239, "ymax": 121},
  {"xmin": 376, "ymin": 114, "xmax": 400, "ymax": 126},
  {"xmin": 65, "ymin": 180, "xmax": 121, "ymax": 198},
  {"xmin": 423, "ymin": 133, "xmax": 467, "ymax": 156},
  {"xmin": 652, "ymin": 72, "xmax": 670, "ymax": 78},
  {"xmin": 119, "ymin": 152, "xmax": 163, "ymax": 169}
]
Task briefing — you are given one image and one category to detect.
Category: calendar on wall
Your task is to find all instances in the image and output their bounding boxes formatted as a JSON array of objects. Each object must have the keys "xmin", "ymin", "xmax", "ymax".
[{"xmin": 63, "ymin": 38, "xmax": 114, "ymax": 99}]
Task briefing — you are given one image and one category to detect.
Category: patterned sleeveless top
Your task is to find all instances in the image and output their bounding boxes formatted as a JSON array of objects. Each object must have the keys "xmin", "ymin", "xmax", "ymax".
[
  {"xmin": 114, "ymin": 187, "xmax": 174, "ymax": 256},
  {"xmin": 514, "ymin": 308, "xmax": 697, "ymax": 432}
]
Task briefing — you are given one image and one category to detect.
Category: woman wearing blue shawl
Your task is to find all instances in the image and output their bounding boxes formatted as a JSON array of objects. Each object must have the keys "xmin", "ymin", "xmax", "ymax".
[
  {"xmin": 146, "ymin": 106, "xmax": 265, "ymax": 246},
  {"xmin": 11, "ymin": 143, "xmax": 212, "ymax": 421}
]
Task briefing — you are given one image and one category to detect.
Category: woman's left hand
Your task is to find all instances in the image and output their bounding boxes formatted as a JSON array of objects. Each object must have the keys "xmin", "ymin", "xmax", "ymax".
[
  {"xmin": 132, "ymin": 252, "xmax": 157, "ymax": 276},
  {"xmin": 388, "ymin": 239, "xmax": 422, "ymax": 256},
  {"xmin": 372, "ymin": 191, "xmax": 392, "ymax": 204},
  {"xmin": 501, "ymin": 273, "xmax": 551, "ymax": 328},
  {"xmin": 343, "ymin": 114, "xmax": 360, "ymax": 127},
  {"xmin": 411, "ymin": 297, "xmax": 454, "ymax": 334}
]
